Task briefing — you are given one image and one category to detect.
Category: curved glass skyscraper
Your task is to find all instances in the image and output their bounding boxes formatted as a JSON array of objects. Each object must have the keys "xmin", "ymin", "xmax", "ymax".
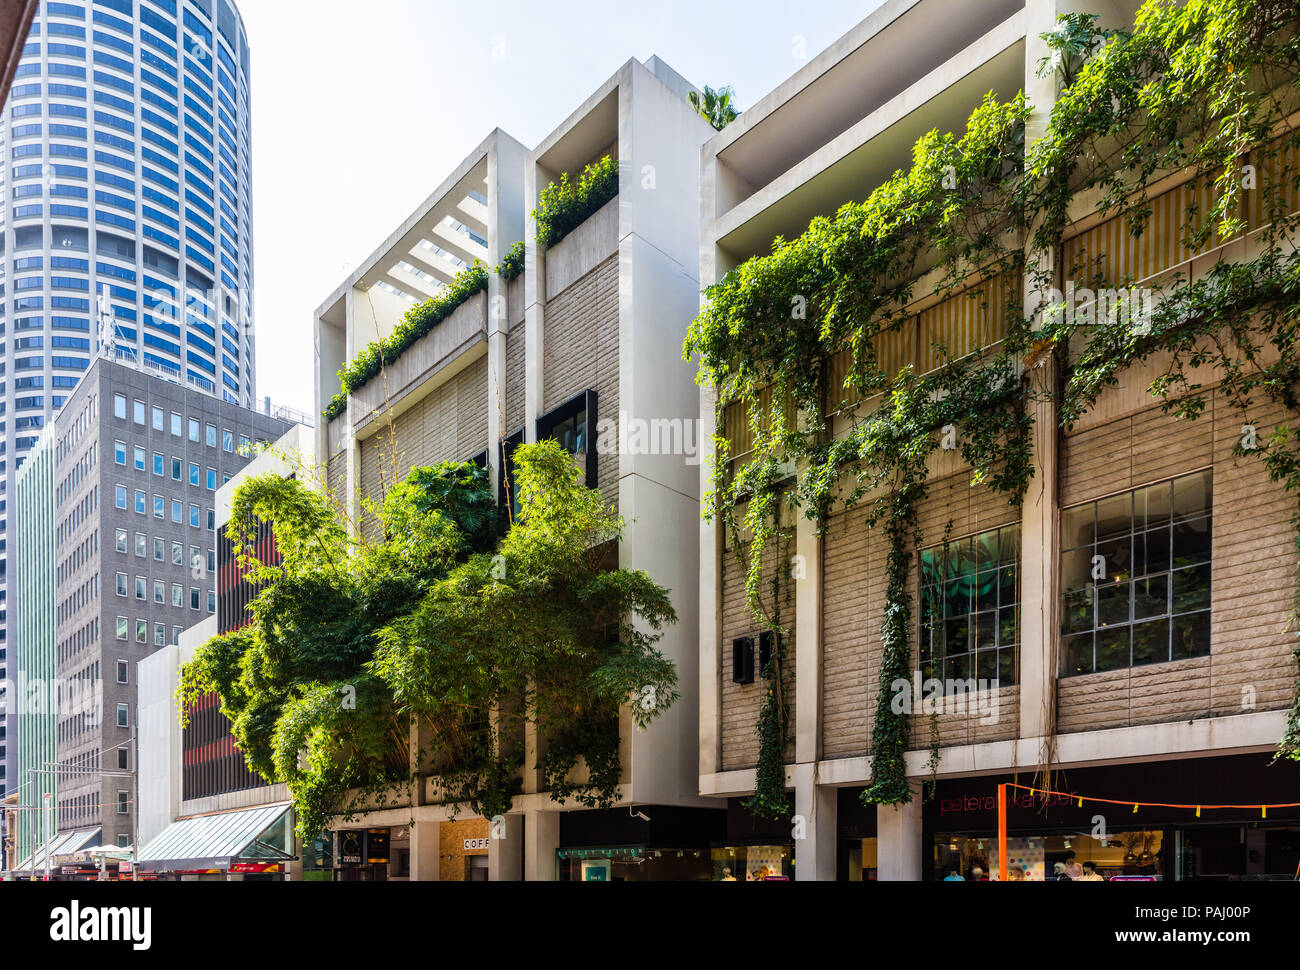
[{"xmin": 0, "ymin": 0, "xmax": 254, "ymax": 804}]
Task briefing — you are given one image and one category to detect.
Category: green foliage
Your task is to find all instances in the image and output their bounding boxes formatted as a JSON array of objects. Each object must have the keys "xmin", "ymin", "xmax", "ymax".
[
  {"xmin": 182, "ymin": 444, "xmax": 680, "ymax": 837},
  {"xmin": 743, "ymin": 635, "xmax": 790, "ymax": 820},
  {"xmin": 496, "ymin": 240, "xmax": 525, "ymax": 281},
  {"xmin": 688, "ymin": 85, "xmax": 740, "ymax": 131},
  {"xmin": 323, "ymin": 263, "xmax": 490, "ymax": 421},
  {"xmin": 685, "ymin": 0, "xmax": 1300, "ymax": 798},
  {"xmin": 534, "ymin": 154, "xmax": 619, "ymax": 251}
]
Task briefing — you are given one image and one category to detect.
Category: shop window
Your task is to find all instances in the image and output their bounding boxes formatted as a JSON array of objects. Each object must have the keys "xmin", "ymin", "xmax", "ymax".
[
  {"xmin": 920, "ymin": 526, "xmax": 1020, "ymax": 686},
  {"xmin": 1061, "ymin": 470, "xmax": 1212, "ymax": 676},
  {"xmin": 536, "ymin": 389, "xmax": 597, "ymax": 489}
]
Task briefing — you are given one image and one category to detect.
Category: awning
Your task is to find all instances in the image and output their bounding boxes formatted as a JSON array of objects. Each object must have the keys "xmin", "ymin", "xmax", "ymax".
[
  {"xmin": 13, "ymin": 827, "xmax": 101, "ymax": 872},
  {"xmin": 136, "ymin": 803, "xmax": 293, "ymax": 873}
]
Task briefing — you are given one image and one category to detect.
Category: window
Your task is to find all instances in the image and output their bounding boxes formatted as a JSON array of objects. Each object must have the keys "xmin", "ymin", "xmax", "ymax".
[
  {"xmin": 172, "ymin": 412, "xmax": 183, "ymax": 437},
  {"xmin": 115, "ymin": 660, "xmax": 128, "ymax": 684},
  {"xmin": 206, "ymin": 423, "xmax": 216, "ymax": 447},
  {"xmin": 172, "ymin": 626, "xmax": 183, "ymax": 645},
  {"xmin": 190, "ymin": 545, "xmax": 202, "ymax": 576},
  {"xmin": 135, "ymin": 533, "xmax": 147, "ymax": 557},
  {"xmin": 118, "ymin": 834, "xmax": 130, "ymax": 848},
  {"xmin": 134, "ymin": 489, "xmax": 146, "ymax": 514},
  {"xmin": 136, "ymin": 619, "xmax": 147, "ymax": 643},
  {"xmin": 1061, "ymin": 470, "xmax": 1213, "ymax": 676},
  {"xmin": 920, "ymin": 526, "xmax": 1020, "ymax": 686},
  {"xmin": 171, "ymin": 457, "xmax": 182, "ymax": 480},
  {"xmin": 190, "ymin": 587, "xmax": 200, "ymax": 610},
  {"xmin": 113, "ymin": 393, "xmax": 127, "ymax": 419},
  {"xmin": 154, "ymin": 495, "xmax": 165, "ymax": 519},
  {"xmin": 154, "ymin": 537, "xmax": 165, "ymax": 561},
  {"xmin": 536, "ymin": 390, "xmax": 597, "ymax": 488},
  {"xmin": 189, "ymin": 417, "xmax": 200, "ymax": 442},
  {"xmin": 114, "ymin": 440, "xmax": 126, "ymax": 465},
  {"xmin": 153, "ymin": 453, "xmax": 164, "ymax": 476},
  {"xmin": 116, "ymin": 789, "xmax": 129, "ymax": 813},
  {"xmin": 238, "ymin": 434, "xmax": 250, "ymax": 455},
  {"xmin": 207, "ymin": 590, "xmax": 216, "ymax": 613},
  {"xmin": 206, "ymin": 468, "xmax": 216, "ymax": 490},
  {"xmin": 190, "ymin": 504, "xmax": 200, "ymax": 528},
  {"xmin": 189, "ymin": 462, "xmax": 199, "ymax": 486},
  {"xmin": 115, "ymin": 572, "xmax": 127, "ymax": 597},
  {"xmin": 155, "ymin": 622, "xmax": 166, "ymax": 646},
  {"xmin": 115, "ymin": 486, "xmax": 127, "ymax": 509},
  {"xmin": 132, "ymin": 446, "xmax": 144, "ymax": 471},
  {"xmin": 133, "ymin": 399, "xmax": 145, "ymax": 425},
  {"xmin": 115, "ymin": 529, "xmax": 128, "ymax": 554},
  {"xmin": 118, "ymin": 748, "xmax": 129, "ymax": 770},
  {"xmin": 222, "ymin": 429, "xmax": 232, "ymax": 452},
  {"xmin": 135, "ymin": 576, "xmax": 146, "ymax": 600},
  {"xmin": 172, "ymin": 541, "xmax": 183, "ymax": 565},
  {"xmin": 172, "ymin": 499, "xmax": 182, "ymax": 523},
  {"xmin": 116, "ymin": 617, "xmax": 128, "ymax": 640},
  {"xmin": 207, "ymin": 508, "xmax": 215, "ymax": 530},
  {"xmin": 152, "ymin": 405, "xmax": 164, "ymax": 431},
  {"xmin": 154, "ymin": 580, "xmax": 165, "ymax": 604},
  {"xmin": 172, "ymin": 583, "xmax": 183, "ymax": 607}
]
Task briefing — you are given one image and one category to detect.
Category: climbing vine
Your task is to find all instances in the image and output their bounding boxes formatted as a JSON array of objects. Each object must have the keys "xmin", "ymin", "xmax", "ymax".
[{"xmin": 686, "ymin": 0, "xmax": 1300, "ymax": 811}]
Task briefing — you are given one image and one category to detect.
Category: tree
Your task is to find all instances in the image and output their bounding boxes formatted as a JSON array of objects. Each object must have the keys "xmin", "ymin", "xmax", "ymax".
[
  {"xmin": 180, "ymin": 441, "xmax": 679, "ymax": 838},
  {"xmin": 689, "ymin": 85, "xmax": 739, "ymax": 131}
]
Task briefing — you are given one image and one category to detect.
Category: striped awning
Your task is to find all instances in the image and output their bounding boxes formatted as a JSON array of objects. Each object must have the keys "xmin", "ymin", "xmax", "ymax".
[{"xmin": 136, "ymin": 803, "xmax": 293, "ymax": 873}]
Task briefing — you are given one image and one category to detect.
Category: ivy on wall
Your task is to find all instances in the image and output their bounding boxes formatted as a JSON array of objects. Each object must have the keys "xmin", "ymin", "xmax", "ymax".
[{"xmin": 686, "ymin": 0, "xmax": 1300, "ymax": 811}]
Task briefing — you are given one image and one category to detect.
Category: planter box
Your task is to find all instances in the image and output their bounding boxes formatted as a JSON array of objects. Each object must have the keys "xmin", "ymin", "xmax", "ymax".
[
  {"xmin": 545, "ymin": 197, "xmax": 619, "ymax": 299},
  {"xmin": 352, "ymin": 291, "xmax": 488, "ymax": 432}
]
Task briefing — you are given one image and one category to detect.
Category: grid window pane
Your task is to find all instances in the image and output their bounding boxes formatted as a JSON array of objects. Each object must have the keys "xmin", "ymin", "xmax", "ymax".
[{"xmin": 1059, "ymin": 470, "xmax": 1213, "ymax": 676}]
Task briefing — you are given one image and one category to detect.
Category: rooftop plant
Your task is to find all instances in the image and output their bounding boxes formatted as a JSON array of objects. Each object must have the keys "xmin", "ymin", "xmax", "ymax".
[
  {"xmin": 534, "ymin": 153, "xmax": 619, "ymax": 251},
  {"xmin": 324, "ymin": 262, "xmax": 489, "ymax": 421}
]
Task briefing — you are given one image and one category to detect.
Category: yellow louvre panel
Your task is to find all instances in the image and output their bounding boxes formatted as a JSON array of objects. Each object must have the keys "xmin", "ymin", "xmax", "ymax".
[
  {"xmin": 722, "ymin": 384, "xmax": 796, "ymax": 470},
  {"xmin": 827, "ymin": 348, "xmax": 860, "ymax": 412},
  {"xmin": 827, "ymin": 328, "xmax": 916, "ymax": 410},
  {"xmin": 874, "ymin": 325, "xmax": 917, "ymax": 383},
  {"xmin": 1064, "ymin": 181, "xmax": 1230, "ymax": 287},
  {"xmin": 1247, "ymin": 134, "xmax": 1300, "ymax": 229},
  {"xmin": 917, "ymin": 274, "xmax": 1012, "ymax": 373}
]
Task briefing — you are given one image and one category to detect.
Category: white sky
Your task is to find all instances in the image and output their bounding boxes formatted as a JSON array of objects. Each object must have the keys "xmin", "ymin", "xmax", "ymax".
[{"xmin": 241, "ymin": 0, "xmax": 882, "ymax": 415}]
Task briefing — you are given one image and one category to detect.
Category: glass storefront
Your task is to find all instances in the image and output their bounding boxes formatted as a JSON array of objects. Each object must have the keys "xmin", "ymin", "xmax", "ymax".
[
  {"xmin": 843, "ymin": 838, "xmax": 879, "ymax": 881},
  {"xmin": 934, "ymin": 830, "xmax": 1164, "ymax": 881},
  {"xmin": 710, "ymin": 843, "xmax": 793, "ymax": 881},
  {"xmin": 556, "ymin": 846, "xmax": 713, "ymax": 882}
]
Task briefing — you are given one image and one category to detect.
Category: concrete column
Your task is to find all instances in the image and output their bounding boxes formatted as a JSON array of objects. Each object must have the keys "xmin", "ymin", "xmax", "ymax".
[
  {"xmin": 523, "ymin": 160, "xmax": 544, "ymax": 443},
  {"xmin": 409, "ymin": 819, "xmax": 441, "ymax": 882},
  {"xmin": 793, "ymin": 764, "xmax": 837, "ymax": 881},
  {"xmin": 1019, "ymin": 356, "xmax": 1059, "ymax": 752},
  {"xmin": 876, "ymin": 785, "xmax": 924, "ymax": 881},
  {"xmin": 794, "ymin": 483, "xmax": 822, "ymax": 765},
  {"xmin": 488, "ymin": 813, "xmax": 523, "ymax": 881},
  {"xmin": 523, "ymin": 810, "xmax": 560, "ymax": 881}
]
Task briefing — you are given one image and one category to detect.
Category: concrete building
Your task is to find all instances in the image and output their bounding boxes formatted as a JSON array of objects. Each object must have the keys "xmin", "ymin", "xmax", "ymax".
[
  {"xmin": 137, "ymin": 426, "xmax": 315, "ymax": 881},
  {"xmin": 696, "ymin": 0, "xmax": 1300, "ymax": 881},
  {"xmin": 0, "ymin": 0, "xmax": 257, "ymax": 831},
  {"xmin": 8, "ymin": 355, "xmax": 285, "ymax": 873},
  {"xmin": 313, "ymin": 58, "xmax": 719, "ymax": 880}
]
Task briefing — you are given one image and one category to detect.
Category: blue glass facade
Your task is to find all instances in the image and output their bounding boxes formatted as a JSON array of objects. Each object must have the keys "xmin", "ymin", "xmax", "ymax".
[{"xmin": 0, "ymin": 0, "xmax": 254, "ymax": 810}]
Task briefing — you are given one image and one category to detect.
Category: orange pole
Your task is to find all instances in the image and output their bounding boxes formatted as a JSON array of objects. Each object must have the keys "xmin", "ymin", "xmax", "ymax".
[{"xmin": 997, "ymin": 783, "xmax": 1008, "ymax": 883}]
